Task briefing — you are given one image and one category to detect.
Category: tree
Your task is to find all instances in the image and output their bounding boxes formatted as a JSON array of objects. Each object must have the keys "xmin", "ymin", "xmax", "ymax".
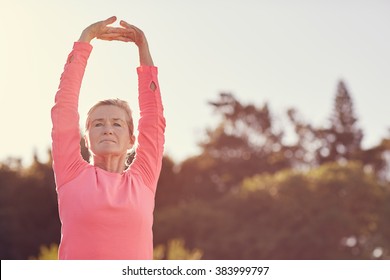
[
  {"xmin": 288, "ymin": 80, "xmax": 364, "ymax": 166},
  {"xmin": 155, "ymin": 156, "xmax": 181, "ymax": 209},
  {"xmin": 360, "ymin": 135, "xmax": 390, "ymax": 182},
  {"xmin": 154, "ymin": 161, "xmax": 390, "ymax": 259},
  {"xmin": 0, "ymin": 153, "xmax": 60, "ymax": 259},
  {"xmin": 318, "ymin": 81, "xmax": 363, "ymax": 163},
  {"xmin": 176, "ymin": 93, "xmax": 295, "ymax": 200},
  {"xmin": 205, "ymin": 92, "xmax": 291, "ymax": 173}
]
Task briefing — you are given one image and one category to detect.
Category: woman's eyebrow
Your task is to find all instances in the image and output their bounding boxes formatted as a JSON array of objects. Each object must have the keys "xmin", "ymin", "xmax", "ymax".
[
  {"xmin": 112, "ymin": 118, "xmax": 126, "ymax": 123},
  {"xmin": 91, "ymin": 118, "xmax": 105, "ymax": 123},
  {"xmin": 92, "ymin": 118, "xmax": 125, "ymax": 122}
]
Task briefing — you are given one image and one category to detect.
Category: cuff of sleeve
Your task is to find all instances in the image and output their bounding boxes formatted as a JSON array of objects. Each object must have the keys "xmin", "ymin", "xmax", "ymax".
[
  {"xmin": 73, "ymin": 41, "xmax": 93, "ymax": 52},
  {"xmin": 137, "ymin": 65, "xmax": 158, "ymax": 75},
  {"xmin": 66, "ymin": 42, "xmax": 93, "ymax": 64}
]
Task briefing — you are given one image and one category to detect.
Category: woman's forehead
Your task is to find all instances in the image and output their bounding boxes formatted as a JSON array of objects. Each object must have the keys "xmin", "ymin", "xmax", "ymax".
[{"xmin": 90, "ymin": 105, "xmax": 128, "ymax": 120}]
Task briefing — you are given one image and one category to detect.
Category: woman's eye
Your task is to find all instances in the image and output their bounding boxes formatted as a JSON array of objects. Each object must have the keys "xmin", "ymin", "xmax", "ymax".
[
  {"xmin": 95, "ymin": 123, "xmax": 103, "ymax": 127},
  {"xmin": 114, "ymin": 123, "xmax": 122, "ymax": 127}
]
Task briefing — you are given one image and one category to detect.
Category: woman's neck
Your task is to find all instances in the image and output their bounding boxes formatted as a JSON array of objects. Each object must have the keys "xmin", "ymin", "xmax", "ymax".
[{"xmin": 92, "ymin": 154, "xmax": 127, "ymax": 173}]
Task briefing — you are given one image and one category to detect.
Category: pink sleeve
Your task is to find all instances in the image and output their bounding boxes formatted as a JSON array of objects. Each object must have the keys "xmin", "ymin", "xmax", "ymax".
[
  {"xmin": 51, "ymin": 42, "xmax": 92, "ymax": 189},
  {"xmin": 130, "ymin": 66, "xmax": 166, "ymax": 194}
]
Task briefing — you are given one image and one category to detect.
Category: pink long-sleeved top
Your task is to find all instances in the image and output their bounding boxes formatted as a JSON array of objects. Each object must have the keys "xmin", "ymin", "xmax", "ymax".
[{"xmin": 51, "ymin": 42, "xmax": 165, "ymax": 260}]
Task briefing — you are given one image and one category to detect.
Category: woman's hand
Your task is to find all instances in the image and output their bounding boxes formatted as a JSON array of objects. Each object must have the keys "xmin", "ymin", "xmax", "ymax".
[
  {"xmin": 119, "ymin": 20, "xmax": 154, "ymax": 66},
  {"xmin": 118, "ymin": 20, "xmax": 148, "ymax": 48},
  {"xmin": 78, "ymin": 16, "xmax": 130, "ymax": 43},
  {"xmin": 78, "ymin": 17, "xmax": 154, "ymax": 66}
]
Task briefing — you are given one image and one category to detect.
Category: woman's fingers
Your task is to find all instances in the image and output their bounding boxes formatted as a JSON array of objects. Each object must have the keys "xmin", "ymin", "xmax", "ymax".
[
  {"xmin": 103, "ymin": 16, "xmax": 117, "ymax": 25},
  {"xmin": 119, "ymin": 20, "xmax": 146, "ymax": 46},
  {"xmin": 100, "ymin": 36, "xmax": 133, "ymax": 42},
  {"xmin": 85, "ymin": 18, "xmax": 144, "ymax": 44},
  {"xmin": 120, "ymin": 21, "xmax": 142, "ymax": 33},
  {"xmin": 97, "ymin": 27, "xmax": 135, "ymax": 42},
  {"xmin": 104, "ymin": 27, "xmax": 129, "ymax": 34},
  {"xmin": 98, "ymin": 27, "xmax": 135, "ymax": 42},
  {"xmin": 119, "ymin": 20, "xmax": 131, "ymax": 28},
  {"xmin": 98, "ymin": 33, "xmax": 133, "ymax": 42}
]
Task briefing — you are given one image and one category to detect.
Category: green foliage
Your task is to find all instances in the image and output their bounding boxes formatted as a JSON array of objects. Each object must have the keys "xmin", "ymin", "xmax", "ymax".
[
  {"xmin": 240, "ymin": 161, "xmax": 388, "ymax": 259},
  {"xmin": 30, "ymin": 243, "xmax": 58, "ymax": 260},
  {"xmin": 201, "ymin": 93, "xmax": 294, "ymax": 184},
  {"xmin": 0, "ymin": 153, "xmax": 60, "ymax": 259},
  {"xmin": 155, "ymin": 156, "xmax": 180, "ymax": 209},
  {"xmin": 154, "ymin": 239, "xmax": 203, "ymax": 260},
  {"xmin": 155, "ymin": 161, "xmax": 390, "ymax": 259}
]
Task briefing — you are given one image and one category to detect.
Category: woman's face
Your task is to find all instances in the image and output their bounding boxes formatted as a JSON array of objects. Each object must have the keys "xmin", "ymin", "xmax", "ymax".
[{"xmin": 85, "ymin": 105, "xmax": 133, "ymax": 158}]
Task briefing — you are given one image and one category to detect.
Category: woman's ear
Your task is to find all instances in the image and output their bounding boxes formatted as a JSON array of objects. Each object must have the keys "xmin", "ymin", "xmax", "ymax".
[
  {"xmin": 129, "ymin": 135, "xmax": 136, "ymax": 148},
  {"xmin": 84, "ymin": 134, "xmax": 90, "ymax": 149}
]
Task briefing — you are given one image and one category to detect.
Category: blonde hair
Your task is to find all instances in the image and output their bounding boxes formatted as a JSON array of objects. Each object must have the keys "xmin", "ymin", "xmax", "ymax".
[{"xmin": 85, "ymin": 99, "xmax": 134, "ymax": 136}]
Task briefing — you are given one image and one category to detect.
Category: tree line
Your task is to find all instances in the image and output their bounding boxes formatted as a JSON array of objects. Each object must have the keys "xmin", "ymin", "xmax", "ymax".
[{"xmin": 1, "ymin": 80, "xmax": 389, "ymax": 259}]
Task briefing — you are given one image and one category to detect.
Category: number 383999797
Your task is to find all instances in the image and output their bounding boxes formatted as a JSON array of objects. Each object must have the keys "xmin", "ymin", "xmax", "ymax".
[{"xmin": 215, "ymin": 266, "xmax": 269, "ymax": 276}]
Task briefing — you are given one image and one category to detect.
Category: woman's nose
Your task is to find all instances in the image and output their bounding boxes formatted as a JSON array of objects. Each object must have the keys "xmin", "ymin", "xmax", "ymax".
[{"xmin": 103, "ymin": 125, "xmax": 113, "ymax": 134}]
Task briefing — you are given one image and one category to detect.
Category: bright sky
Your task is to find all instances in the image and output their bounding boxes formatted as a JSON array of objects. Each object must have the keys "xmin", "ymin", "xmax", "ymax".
[{"xmin": 1, "ymin": 0, "xmax": 389, "ymax": 166}]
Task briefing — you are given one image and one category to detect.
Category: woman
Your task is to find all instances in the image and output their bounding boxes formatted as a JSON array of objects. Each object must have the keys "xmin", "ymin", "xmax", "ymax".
[{"xmin": 51, "ymin": 16, "xmax": 165, "ymax": 260}]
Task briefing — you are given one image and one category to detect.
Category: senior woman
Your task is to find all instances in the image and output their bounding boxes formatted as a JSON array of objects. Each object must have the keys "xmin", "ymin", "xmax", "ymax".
[{"xmin": 51, "ymin": 16, "xmax": 165, "ymax": 259}]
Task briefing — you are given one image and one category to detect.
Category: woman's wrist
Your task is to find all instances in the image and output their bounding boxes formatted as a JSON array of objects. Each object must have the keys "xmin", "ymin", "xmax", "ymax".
[
  {"xmin": 78, "ymin": 30, "xmax": 94, "ymax": 43},
  {"xmin": 138, "ymin": 41, "xmax": 154, "ymax": 66}
]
